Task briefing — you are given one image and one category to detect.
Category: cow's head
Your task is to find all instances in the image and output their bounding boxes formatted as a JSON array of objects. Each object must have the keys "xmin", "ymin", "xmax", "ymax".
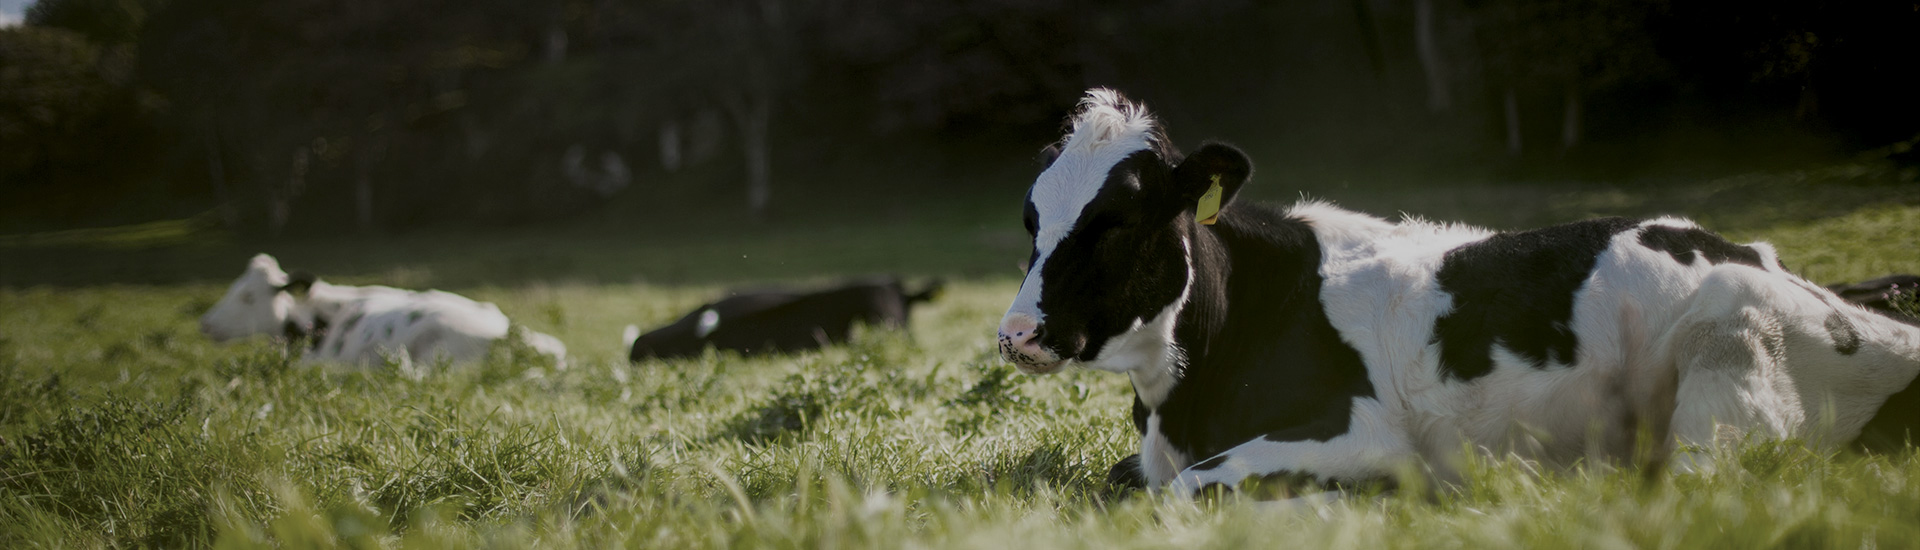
[
  {"xmin": 199, "ymin": 253, "xmax": 315, "ymax": 343},
  {"xmin": 998, "ymin": 89, "xmax": 1250, "ymax": 374}
]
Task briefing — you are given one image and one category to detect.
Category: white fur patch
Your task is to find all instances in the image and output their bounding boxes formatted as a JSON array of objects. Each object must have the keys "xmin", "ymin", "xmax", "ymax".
[
  {"xmin": 696, "ymin": 309, "xmax": 721, "ymax": 338},
  {"xmin": 1140, "ymin": 413, "xmax": 1189, "ymax": 485}
]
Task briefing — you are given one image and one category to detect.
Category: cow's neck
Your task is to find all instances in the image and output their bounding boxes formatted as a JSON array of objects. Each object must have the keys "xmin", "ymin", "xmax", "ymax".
[
  {"xmin": 293, "ymin": 281, "xmax": 360, "ymax": 326},
  {"xmin": 1131, "ymin": 208, "xmax": 1319, "ymax": 410},
  {"xmin": 1127, "ymin": 218, "xmax": 1233, "ymax": 410}
]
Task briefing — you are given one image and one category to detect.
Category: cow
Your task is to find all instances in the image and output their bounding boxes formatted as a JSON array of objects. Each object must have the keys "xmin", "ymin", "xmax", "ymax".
[
  {"xmin": 1830, "ymin": 274, "xmax": 1920, "ymax": 323},
  {"xmin": 995, "ymin": 88, "xmax": 1920, "ymax": 498},
  {"xmin": 199, "ymin": 253, "xmax": 568, "ymax": 367},
  {"xmin": 626, "ymin": 277, "xmax": 942, "ymax": 361}
]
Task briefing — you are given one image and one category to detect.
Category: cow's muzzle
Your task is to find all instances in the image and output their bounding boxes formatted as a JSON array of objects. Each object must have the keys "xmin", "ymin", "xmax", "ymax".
[{"xmin": 998, "ymin": 314, "xmax": 1065, "ymax": 374}]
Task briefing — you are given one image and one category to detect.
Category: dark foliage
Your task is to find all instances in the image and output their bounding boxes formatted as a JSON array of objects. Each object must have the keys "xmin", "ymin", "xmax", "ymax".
[{"xmin": 0, "ymin": 0, "xmax": 1913, "ymax": 232}]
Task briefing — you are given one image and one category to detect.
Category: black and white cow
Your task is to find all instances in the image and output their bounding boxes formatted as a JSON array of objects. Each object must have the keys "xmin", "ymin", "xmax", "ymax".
[
  {"xmin": 626, "ymin": 277, "xmax": 942, "ymax": 361},
  {"xmin": 200, "ymin": 253, "xmax": 568, "ymax": 367},
  {"xmin": 997, "ymin": 89, "xmax": 1920, "ymax": 497},
  {"xmin": 1830, "ymin": 274, "xmax": 1920, "ymax": 322}
]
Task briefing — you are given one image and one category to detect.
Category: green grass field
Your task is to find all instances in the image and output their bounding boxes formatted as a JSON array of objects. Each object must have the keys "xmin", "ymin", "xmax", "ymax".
[{"xmin": 4, "ymin": 161, "xmax": 1920, "ymax": 548}]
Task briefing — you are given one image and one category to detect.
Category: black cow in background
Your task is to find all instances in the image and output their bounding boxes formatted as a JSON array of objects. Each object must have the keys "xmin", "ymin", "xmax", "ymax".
[
  {"xmin": 1831, "ymin": 274, "xmax": 1920, "ymax": 324},
  {"xmin": 627, "ymin": 277, "xmax": 943, "ymax": 361}
]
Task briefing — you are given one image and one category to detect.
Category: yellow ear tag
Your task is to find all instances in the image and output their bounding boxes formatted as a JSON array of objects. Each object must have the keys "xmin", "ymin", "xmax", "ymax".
[{"xmin": 1195, "ymin": 175, "xmax": 1224, "ymax": 225}]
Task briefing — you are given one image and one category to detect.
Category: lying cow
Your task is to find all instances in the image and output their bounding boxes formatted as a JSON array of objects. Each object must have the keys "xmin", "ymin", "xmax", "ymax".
[
  {"xmin": 626, "ymin": 277, "xmax": 942, "ymax": 361},
  {"xmin": 1830, "ymin": 274, "xmax": 1920, "ymax": 322},
  {"xmin": 200, "ymin": 253, "xmax": 567, "ymax": 367},
  {"xmin": 997, "ymin": 88, "xmax": 1920, "ymax": 497}
]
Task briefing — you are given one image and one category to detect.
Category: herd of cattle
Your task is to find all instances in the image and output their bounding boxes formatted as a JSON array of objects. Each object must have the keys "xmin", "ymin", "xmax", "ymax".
[
  {"xmin": 199, "ymin": 253, "xmax": 944, "ymax": 368},
  {"xmin": 191, "ymin": 88, "xmax": 1920, "ymax": 498}
]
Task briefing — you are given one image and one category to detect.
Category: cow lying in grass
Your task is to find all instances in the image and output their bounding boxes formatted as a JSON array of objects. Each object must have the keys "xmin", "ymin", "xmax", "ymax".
[
  {"xmin": 200, "ymin": 253, "xmax": 567, "ymax": 367},
  {"xmin": 626, "ymin": 277, "xmax": 942, "ymax": 361},
  {"xmin": 1830, "ymin": 274, "xmax": 1920, "ymax": 323},
  {"xmin": 996, "ymin": 88, "xmax": 1920, "ymax": 497}
]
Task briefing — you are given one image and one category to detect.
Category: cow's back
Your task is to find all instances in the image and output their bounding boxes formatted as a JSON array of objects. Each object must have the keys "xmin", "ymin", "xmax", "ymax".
[
  {"xmin": 1313, "ymin": 212, "xmax": 1803, "ymax": 463},
  {"xmin": 706, "ymin": 281, "xmax": 910, "ymax": 353},
  {"xmin": 310, "ymin": 290, "xmax": 510, "ymax": 364}
]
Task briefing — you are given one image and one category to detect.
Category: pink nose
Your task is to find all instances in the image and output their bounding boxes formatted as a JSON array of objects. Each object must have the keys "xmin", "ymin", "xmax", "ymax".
[{"xmin": 998, "ymin": 314, "xmax": 1047, "ymax": 359}]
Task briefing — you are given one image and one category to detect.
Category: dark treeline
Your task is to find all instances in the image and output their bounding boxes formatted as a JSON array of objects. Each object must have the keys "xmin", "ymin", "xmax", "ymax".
[{"xmin": 1, "ymin": 0, "xmax": 1915, "ymax": 234}]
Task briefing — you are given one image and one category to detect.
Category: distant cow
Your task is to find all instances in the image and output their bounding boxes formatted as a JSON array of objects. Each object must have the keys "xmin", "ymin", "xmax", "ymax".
[
  {"xmin": 200, "ymin": 253, "xmax": 567, "ymax": 367},
  {"xmin": 998, "ymin": 88, "xmax": 1920, "ymax": 497},
  {"xmin": 1830, "ymin": 274, "xmax": 1920, "ymax": 322},
  {"xmin": 627, "ymin": 277, "xmax": 942, "ymax": 361}
]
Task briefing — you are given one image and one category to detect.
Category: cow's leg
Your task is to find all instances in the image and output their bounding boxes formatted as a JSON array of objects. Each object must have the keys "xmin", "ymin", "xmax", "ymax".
[
  {"xmin": 1166, "ymin": 398, "xmax": 1412, "ymax": 498},
  {"xmin": 1665, "ymin": 265, "xmax": 1920, "ymax": 471},
  {"xmin": 1107, "ymin": 454, "xmax": 1148, "ymax": 489}
]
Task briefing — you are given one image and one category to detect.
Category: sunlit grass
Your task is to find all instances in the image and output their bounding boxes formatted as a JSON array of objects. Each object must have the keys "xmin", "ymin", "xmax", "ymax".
[
  {"xmin": 0, "ymin": 213, "xmax": 226, "ymax": 250},
  {"xmin": 3, "ymin": 166, "xmax": 1920, "ymax": 548}
]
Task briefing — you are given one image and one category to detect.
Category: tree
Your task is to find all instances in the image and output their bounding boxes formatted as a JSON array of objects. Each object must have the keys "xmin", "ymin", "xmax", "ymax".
[
  {"xmin": 0, "ymin": 26, "xmax": 115, "ymax": 187},
  {"xmin": 25, "ymin": 0, "xmax": 150, "ymax": 45},
  {"xmin": 1469, "ymin": 0, "xmax": 1664, "ymax": 156}
]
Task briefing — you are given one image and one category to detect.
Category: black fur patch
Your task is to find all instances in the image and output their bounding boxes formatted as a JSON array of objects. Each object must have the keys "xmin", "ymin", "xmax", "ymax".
[
  {"xmin": 1825, "ymin": 312, "xmax": 1862, "ymax": 355},
  {"xmin": 1106, "ymin": 454, "xmax": 1147, "ymax": 489},
  {"xmin": 284, "ymin": 318, "xmax": 330, "ymax": 352},
  {"xmin": 1433, "ymin": 217, "xmax": 1640, "ymax": 381},
  {"xmin": 1637, "ymin": 225, "xmax": 1764, "ymax": 267},
  {"xmin": 282, "ymin": 320, "xmax": 308, "ymax": 341},
  {"xmin": 1151, "ymin": 205, "xmax": 1376, "ymax": 466},
  {"xmin": 281, "ymin": 271, "xmax": 317, "ymax": 295}
]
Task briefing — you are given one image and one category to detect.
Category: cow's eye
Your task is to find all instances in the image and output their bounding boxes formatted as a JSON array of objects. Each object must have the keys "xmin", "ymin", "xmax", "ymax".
[
  {"xmin": 1023, "ymin": 203, "xmax": 1039, "ymax": 236},
  {"xmin": 241, "ymin": 293, "xmax": 255, "ymax": 305}
]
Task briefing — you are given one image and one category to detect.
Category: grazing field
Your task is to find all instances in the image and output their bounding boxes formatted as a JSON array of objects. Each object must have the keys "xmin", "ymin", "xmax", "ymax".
[{"xmin": 4, "ymin": 162, "xmax": 1920, "ymax": 548}]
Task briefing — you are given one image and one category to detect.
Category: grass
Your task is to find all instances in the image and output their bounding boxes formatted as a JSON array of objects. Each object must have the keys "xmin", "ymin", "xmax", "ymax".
[{"xmin": 3, "ymin": 160, "xmax": 1920, "ymax": 548}]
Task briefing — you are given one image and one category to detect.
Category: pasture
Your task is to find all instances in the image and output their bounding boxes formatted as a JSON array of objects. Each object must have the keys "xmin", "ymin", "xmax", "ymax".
[{"xmin": 4, "ymin": 161, "xmax": 1920, "ymax": 548}]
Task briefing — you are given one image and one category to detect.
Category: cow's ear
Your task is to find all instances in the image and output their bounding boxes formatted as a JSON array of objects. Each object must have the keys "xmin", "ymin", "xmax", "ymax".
[
  {"xmin": 1171, "ymin": 141, "xmax": 1253, "ymax": 212},
  {"xmin": 281, "ymin": 271, "xmax": 317, "ymax": 297},
  {"xmin": 1037, "ymin": 143, "xmax": 1062, "ymax": 168}
]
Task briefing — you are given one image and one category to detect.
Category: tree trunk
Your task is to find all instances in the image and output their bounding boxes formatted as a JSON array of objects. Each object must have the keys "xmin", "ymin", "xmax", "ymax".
[
  {"xmin": 1560, "ymin": 87, "xmax": 1582, "ymax": 151},
  {"xmin": 355, "ymin": 137, "xmax": 382, "ymax": 233},
  {"xmin": 545, "ymin": 22, "xmax": 568, "ymax": 64},
  {"xmin": 659, "ymin": 120, "xmax": 683, "ymax": 172},
  {"xmin": 1504, "ymin": 87, "xmax": 1523, "ymax": 157},
  {"xmin": 268, "ymin": 146, "xmax": 310, "ymax": 237},
  {"xmin": 1795, "ymin": 84, "xmax": 1819, "ymax": 121},
  {"xmin": 727, "ymin": 89, "xmax": 772, "ymax": 220},
  {"xmin": 1351, "ymin": 0, "xmax": 1385, "ymax": 75},
  {"xmin": 1415, "ymin": 0, "xmax": 1450, "ymax": 112},
  {"xmin": 202, "ymin": 124, "xmax": 238, "ymax": 229},
  {"xmin": 355, "ymin": 173, "xmax": 373, "ymax": 233}
]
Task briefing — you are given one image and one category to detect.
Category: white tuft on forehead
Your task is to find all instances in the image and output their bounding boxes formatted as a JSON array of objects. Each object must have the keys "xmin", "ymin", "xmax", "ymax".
[
  {"xmin": 1057, "ymin": 89, "xmax": 1160, "ymax": 155},
  {"xmin": 1005, "ymin": 89, "xmax": 1163, "ymax": 323}
]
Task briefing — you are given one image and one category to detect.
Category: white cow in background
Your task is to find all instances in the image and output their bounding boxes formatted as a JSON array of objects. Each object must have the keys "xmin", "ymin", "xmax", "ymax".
[{"xmin": 199, "ymin": 253, "xmax": 567, "ymax": 368}]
